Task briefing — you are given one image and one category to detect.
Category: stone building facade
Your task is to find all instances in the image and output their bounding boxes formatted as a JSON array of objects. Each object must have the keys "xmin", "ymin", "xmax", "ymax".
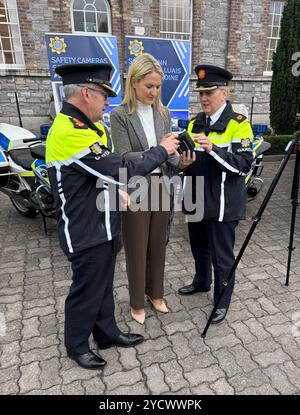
[{"xmin": 0, "ymin": 0, "xmax": 282, "ymax": 131}]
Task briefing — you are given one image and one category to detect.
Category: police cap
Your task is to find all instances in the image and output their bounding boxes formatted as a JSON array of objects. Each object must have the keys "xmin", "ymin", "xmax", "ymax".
[
  {"xmin": 194, "ymin": 64, "xmax": 233, "ymax": 92},
  {"xmin": 55, "ymin": 63, "xmax": 117, "ymax": 97}
]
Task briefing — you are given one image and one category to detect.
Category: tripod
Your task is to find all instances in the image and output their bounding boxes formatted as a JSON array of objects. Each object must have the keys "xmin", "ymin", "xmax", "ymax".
[{"xmin": 202, "ymin": 131, "xmax": 300, "ymax": 337}]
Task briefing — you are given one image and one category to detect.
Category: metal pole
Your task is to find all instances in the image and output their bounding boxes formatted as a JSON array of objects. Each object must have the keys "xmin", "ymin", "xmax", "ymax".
[
  {"xmin": 250, "ymin": 96, "xmax": 254, "ymax": 125},
  {"xmin": 285, "ymin": 136, "xmax": 300, "ymax": 285}
]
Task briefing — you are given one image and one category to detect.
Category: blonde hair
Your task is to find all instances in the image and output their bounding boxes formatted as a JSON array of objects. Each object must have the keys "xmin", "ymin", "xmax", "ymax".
[{"xmin": 122, "ymin": 53, "xmax": 168, "ymax": 120}]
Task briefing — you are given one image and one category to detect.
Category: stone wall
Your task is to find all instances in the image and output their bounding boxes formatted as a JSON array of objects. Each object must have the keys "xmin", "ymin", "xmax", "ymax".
[{"xmin": 0, "ymin": 0, "xmax": 274, "ymax": 132}]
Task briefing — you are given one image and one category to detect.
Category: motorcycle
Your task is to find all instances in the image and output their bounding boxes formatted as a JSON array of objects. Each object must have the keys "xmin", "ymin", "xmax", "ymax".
[
  {"xmin": 245, "ymin": 136, "xmax": 271, "ymax": 200},
  {"xmin": 0, "ymin": 123, "xmax": 55, "ymax": 231}
]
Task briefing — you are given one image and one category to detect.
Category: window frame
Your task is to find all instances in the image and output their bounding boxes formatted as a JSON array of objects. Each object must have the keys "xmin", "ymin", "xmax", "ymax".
[
  {"xmin": 159, "ymin": 0, "xmax": 193, "ymax": 41},
  {"xmin": 71, "ymin": 0, "xmax": 112, "ymax": 35},
  {"xmin": 264, "ymin": 0, "xmax": 285, "ymax": 76},
  {"xmin": 0, "ymin": 0, "xmax": 25, "ymax": 70}
]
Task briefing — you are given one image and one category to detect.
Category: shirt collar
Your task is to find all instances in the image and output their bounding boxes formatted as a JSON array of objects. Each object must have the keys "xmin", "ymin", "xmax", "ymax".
[{"xmin": 207, "ymin": 102, "xmax": 227, "ymax": 125}]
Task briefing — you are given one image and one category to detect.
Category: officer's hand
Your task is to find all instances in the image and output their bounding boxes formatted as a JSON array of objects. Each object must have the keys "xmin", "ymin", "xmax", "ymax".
[
  {"xmin": 178, "ymin": 150, "xmax": 196, "ymax": 170},
  {"xmin": 159, "ymin": 133, "xmax": 179, "ymax": 155},
  {"xmin": 194, "ymin": 134, "xmax": 213, "ymax": 152},
  {"xmin": 118, "ymin": 189, "xmax": 130, "ymax": 209}
]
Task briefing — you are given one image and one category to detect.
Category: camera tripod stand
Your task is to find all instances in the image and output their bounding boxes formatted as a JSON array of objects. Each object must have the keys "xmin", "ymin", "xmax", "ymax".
[{"xmin": 202, "ymin": 131, "xmax": 300, "ymax": 337}]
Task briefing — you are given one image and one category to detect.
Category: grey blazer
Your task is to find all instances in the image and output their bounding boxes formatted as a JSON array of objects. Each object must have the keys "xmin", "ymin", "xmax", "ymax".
[{"xmin": 110, "ymin": 105, "xmax": 179, "ymax": 180}]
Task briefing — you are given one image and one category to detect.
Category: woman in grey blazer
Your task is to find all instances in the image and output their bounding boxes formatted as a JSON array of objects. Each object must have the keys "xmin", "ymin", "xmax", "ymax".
[{"xmin": 110, "ymin": 53, "xmax": 181, "ymax": 324}]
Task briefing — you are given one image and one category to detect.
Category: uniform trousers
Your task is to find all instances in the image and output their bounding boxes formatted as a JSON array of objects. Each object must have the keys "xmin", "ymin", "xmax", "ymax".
[
  {"xmin": 64, "ymin": 239, "xmax": 121, "ymax": 354},
  {"xmin": 122, "ymin": 209, "xmax": 169, "ymax": 309},
  {"xmin": 188, "ymin": 220, "xmax": 238, "ymax": 310}
]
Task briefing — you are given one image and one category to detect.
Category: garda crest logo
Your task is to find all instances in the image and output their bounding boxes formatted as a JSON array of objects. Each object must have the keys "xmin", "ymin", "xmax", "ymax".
[
  {"xmin": 128, "ymin": 40, "xmax": 144, "ymax": 57},
  {"xmin": 90, "ymin": 142, "xmax": 103, "ymax": 155},
  {"xmin": 241, "ymin": 138, "xmax": 251, "ymax": 148},
  {"xmin": 49, "ymin": 36, "xmax": 67, "ymax": 54}
]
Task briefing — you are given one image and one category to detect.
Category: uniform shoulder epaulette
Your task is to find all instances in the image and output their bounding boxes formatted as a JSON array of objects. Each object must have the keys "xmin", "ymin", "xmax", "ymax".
[
  {"xmin": 233, "ymin": 113, "xmax": 247, "ymax": 123},
  {"xmin": 69, "ymin": 117, "xmax": 88, "ymax": 129}
]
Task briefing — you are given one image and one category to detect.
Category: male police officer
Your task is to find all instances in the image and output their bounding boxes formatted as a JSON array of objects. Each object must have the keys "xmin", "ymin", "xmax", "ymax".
[
  {"xmin": 46, "ymin": 63, "xmax": 179, "ymax": 369},
  {"xmin": 178, "ymin": 64, "xmax": 254, "ymax": 324}
]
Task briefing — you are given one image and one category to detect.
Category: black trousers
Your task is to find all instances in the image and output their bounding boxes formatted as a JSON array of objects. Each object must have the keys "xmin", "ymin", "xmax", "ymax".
[
  {"xmin": 188, "ymin": 220, "xmax": 238, "ymax": 310},
  {"xmin": 64, "ymin": 239, "xmax": 120, "ymax": 354}
]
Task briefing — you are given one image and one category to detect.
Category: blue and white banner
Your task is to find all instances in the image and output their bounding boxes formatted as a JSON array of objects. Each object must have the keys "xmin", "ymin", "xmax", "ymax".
[
  {"xmin": 126, "ymin": 36, "xmax": 191, "ymax": 122},
  {"xmin": 45, "ymin": 33, "xmax": 122, "ymax": 119}
]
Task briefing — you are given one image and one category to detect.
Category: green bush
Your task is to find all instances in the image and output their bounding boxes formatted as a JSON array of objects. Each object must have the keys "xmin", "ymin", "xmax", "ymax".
[{"xmin": 262, "ymin": 135, "xmax": 294, "ymax": 155}]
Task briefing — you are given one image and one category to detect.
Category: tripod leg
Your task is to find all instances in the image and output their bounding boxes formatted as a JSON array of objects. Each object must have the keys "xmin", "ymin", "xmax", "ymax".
[
  {"xmin": 202, "ymin": 136, "xmax": 298, "ymax": 337},
  {"xmin": 286, "ymin": 148, "xmax": 300, "ymax": 285}
]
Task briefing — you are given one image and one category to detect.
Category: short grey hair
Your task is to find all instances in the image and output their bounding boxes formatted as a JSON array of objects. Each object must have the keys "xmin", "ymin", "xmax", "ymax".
[{"xmin": 63, "ymin": 83, "xmax": 91, "ymax": 100}]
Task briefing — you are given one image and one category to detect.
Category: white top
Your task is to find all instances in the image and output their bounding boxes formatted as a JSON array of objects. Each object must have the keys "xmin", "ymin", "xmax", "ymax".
[
  {"xmin": 137, "ymin": 100, "xmax": 161, "ymax": 173},
  {"xmin": 207, "ymin": 102, "xmax": 227, "ymax": 125}
]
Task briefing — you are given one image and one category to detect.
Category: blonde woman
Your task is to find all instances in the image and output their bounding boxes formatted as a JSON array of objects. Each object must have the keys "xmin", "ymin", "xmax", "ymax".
[{"xmin": 110, "ymin": 53, "xmax": 190, "ymax": 324}]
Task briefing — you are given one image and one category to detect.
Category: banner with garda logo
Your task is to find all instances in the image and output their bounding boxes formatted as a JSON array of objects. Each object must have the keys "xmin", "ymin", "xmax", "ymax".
[
  {"xmin": 45, "ymin": 33, "xmax": 122, "ymax": 122},
  {"xmin": 126, "ymin": 36, "xmax": 191, "ymax": 123}
]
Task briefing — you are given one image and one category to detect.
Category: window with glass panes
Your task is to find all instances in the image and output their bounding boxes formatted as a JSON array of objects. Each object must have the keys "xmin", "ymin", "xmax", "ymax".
[
  {"xmin": 72, "ymin": 0, "xmax": 111, "ymax": 34},
  {"xmin": 265, "ymin": 1, "xmax": 285, "ymax": 72},
  {"xmin": 0, "ymin": 0, "xmax": 24, "ymax": 68},
  {"xmin": 160, "ymin": 0, "xmax": 192, "ymax": 40}
]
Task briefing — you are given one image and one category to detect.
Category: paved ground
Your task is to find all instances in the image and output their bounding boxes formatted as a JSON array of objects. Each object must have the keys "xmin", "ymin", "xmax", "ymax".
[{"xmin": 0, "ymin": 157, "xmax": 300, "ymax": 395}]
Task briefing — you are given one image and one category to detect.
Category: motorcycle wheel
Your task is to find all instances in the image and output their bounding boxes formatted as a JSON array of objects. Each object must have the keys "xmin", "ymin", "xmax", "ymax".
[
  {"xmin": 10, "ymin": 196, "xmax": 39, "ymax": 218},
  {"xmin": 247, "ymin": 184, "xmax": 258, "ymax": 197}
]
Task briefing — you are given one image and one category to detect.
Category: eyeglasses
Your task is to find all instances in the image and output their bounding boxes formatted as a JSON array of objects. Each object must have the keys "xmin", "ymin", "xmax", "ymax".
[{"xmin": 78, "ymin": 85, "xmax": 108, "ymax": 101}]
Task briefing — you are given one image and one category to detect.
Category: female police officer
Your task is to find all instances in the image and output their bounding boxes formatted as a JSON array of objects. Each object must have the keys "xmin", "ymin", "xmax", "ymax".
[{"xmin": 178, "ymin": 64, "xmax": 254, "ymax": 324}]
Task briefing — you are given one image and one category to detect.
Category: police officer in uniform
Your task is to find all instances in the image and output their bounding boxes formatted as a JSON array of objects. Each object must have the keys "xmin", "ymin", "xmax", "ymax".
[
  {"xmin": 178, "ymin": 64, "xmax": 254, "ymax": 324},
  {"xmin": 46, "ymin": 63, "xmax": 179, "ymax": 369}
]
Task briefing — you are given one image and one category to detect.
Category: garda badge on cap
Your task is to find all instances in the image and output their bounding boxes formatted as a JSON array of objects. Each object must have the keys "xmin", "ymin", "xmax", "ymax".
[
  {"xmin": 198, "ymin": 69, "xmax": 206, "ymax": 80},
  {"xmin": 90, "ymin": 142, "xmax": 103, "ymax": 155}
]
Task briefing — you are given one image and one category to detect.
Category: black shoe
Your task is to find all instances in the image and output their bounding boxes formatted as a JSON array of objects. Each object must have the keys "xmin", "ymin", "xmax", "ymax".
[
  {"xmin": 97, "ymin": 333, "xmax": 144, "ymax": 350},
  {"xmin": 178, "ymin": 283, "xmax": 211, "ymax": 295},
  {"xmin": 211, "ymin": 308, "xmax": 227, "ymax": 324},
  {"xmin": 67, "ymin": 350, "xmax": 107, "ymax": 369}
]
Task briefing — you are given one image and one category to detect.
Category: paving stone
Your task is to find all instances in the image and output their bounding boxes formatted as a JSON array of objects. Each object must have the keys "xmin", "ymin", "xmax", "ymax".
[
  {"xmin": 21, "ymin": 335, "xmax": 59, "ymax": 352},
  {"xmin": 107, "ymin": 381, "xmax": 148, "ymax": 395},
  {"xmin": 61, "ymin": 381, "xmax": 85, "ymax": 395},
  {"xmin": 281, "ymin": 361, "xmax": 300, "ymax": 389},
  {"xmin": 243, "ymin": 318, "xmax": 271, "ymax": 340},
  {"xmin": 263, "ymin": 365, "xmax": 298, "ymax": 394},
  {"xmin": 143, "ymin": 364, "xmax": 169, "ymax": 394},
  {"xmin": 212, "ymin": 348, "xmax": 242, "ymax": 378},
  {"xmin": 0, "ymin": 340, "xmax": 20, "ymax": 368},
  {"xmin": 204, "ymin": 333, "xmax": 241, "ymax": 351},
  {"xmin": 252, "ymin": 348, "xmax": 291, "ymax": 368},
  {"xmin": 19, "ymin": 361, "xmax": 41, "ymax": 393},
  {"xmin": 26, "ymin": 385, "xmax": 62, "ymax": 395},
  {"xmin": 40, "ymin": 357, "xmax": 62, "ymax": 389},
  {"xmin": 228, "ymin": 369, "xmax": 270, "ymax": 392},
  {"xmin": 22, "ymin": 317, "xmax": 40, "ymax": 339},
  {"xmin": 0, "ymin": 379, "xmax": 20, "ymax": 394},
  {"xmin": 82, "ymin": 377, "xmax": 106, "ymax": 395},
  {"xmin": 23, "ymin": 305, "xmax": 55, "ymax": 319},
  {"xmin": 118, "ymin": 347, "xmax": 140, "ymax": 370},
  {"xmin": 20, "ymin": 345, "xmax": 59, "ymax": 365},
  {"xmin": 229, "ymin": 321, "xmax": 257, "ymax": 344},
  {"xmin": 190, "ymin": 384, "xmax": 215, "ymax": 395},
  {"xmin": 184, "ymin": 364, "xmax": 224, "ymax": 386},
  {"xmin": 211, "ymin": 378, "xmax": 235, "ymax": 395},
  {"xmin": 239, "ymin": 384, "xmax": 279, "ymax": 395},
  {"xmin": 137, "ymin": 336, "xmax": 171, "ymax": 355},
  {"xmin": 230, "ymin": 344, "xmax": 258, "ymax": 372},
  {"xmin": 161, "ymin": 359, "xmax": 189, "ymax": 392},
  {"xmin": 104, "ymin": 367, "xmax": 143, "ymax": 391},
  {"xmin": 140, "ymin": 346, "xmax": 176, "ymax": 368},
  {"xmin": 179, "ymin": 351, "xmax": 217, "ymax": 373}
]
